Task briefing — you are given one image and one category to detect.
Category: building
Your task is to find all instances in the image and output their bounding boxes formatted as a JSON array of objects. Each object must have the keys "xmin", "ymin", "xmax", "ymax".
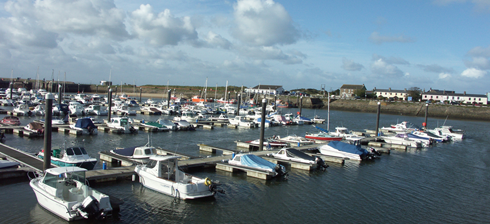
[
  {"xmin": 245, "ymin": 85, "xmax": 284, "ymax": 95},
  {"xmin": 422, "ymin": 89, "xmax": 487, "ymax": 105},
  {"xmin": 339, "ymin": 84, "xmax": 366, "ymax": 98},
  {"xmin": 373, "ymin": 87, "xmax": 408, "ymax": 101},
  {"xmin": 100, "ymin": 80, "xmax": 112, "ymax": 86}
]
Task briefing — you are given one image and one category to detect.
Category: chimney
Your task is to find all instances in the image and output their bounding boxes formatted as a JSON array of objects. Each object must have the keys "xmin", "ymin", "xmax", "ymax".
[
  {"xmin": 443, "ymin": 89, "xmax": 445, "ymax": 94},
  {"xmin": 464, "ymin": 91, "xmax": 466, "ymax": 95},
  {"xmin": 373, "ymin": 87, "xmax": 376, "ymax": 90},
  {"xmin": 389, "ymin": 87, "xmax": 391, "ymax": 91},
  {"xmin": 404, "ymin": 88, "xmax": 407, "ymax": 91}
]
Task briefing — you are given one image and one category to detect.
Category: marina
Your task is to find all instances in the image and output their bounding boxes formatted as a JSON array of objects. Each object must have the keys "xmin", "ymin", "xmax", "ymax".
[{"xmin": 0, "ymin": 99, "xmax": 488, "ymax": 223}]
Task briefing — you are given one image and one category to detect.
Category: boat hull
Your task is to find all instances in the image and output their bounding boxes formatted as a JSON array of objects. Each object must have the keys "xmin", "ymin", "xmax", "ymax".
[
  {"xmin": 305, "ymin": 135, "xmax": 343, "ymax": 141},
  {"xmin": 37, "ymin": 155, "xmax": 97, "ymax": 170},
  {"xmin": 30, "ymin": 180, "xmax": 82, "ymax": 221},
  {"xmin": 136, "ymin": 169, "xmax": 215, "ymax": 200}
]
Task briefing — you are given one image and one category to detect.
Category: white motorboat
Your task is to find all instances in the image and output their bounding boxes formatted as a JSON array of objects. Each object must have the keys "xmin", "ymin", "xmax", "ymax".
[
  {"xmin": 318, "ymin": 141, "xmax": 378, "ymax": 161},
  {"xmin": 208, "ymin": 114, "xmax": 230, "ymax": 122},
  {"xmin": 13, "ymin": 104, "xmax": 31, "ymax": 116},
  {"xmin": 134, "ymin": 155, "xmax": 224, "ymax": 199},
  {"xmin": 330, "ymin": 127, "xmax": 365, "ymax": 141},
  {"xmin": 228, "ymin": 154, "xmax": 288, "ymax": 178},
  {"xmin": 111, "ymin": 144, "xmax": 156, "ymax": 164},
  {"xmin": 32, "ymin": 104, "xmax": 45, "ymax": 116},
  {"xmin": 84, "ymin": 105, "xmax": 108, "ymax": 116},
  {"xmin": 29, "ymin": 167, "xmax": 112, "ymax": 221},
  {"xmin": 411, "ymin": 130, "xmax": 448, "ymax": 143},
  {"xmin": 229, "ymin": 116, "xmax": 255, "ymax": 127},
  {"xmin": 267, "ymin": 148, "xmax": 328, "ymax": 170},
  {"xmin": 68, "ymin": 101, "xmax": 85, "ymax": 116},
  {"xmin": 382, "ymin": 133, "xmax": 423, "ymax": 148},
  {"xmin": 173, "ymin": 110, "xmax": 205, "ymax": 123},
  {"xmin": 275, "ymin": 135, "xmax": 315, "ymax": 145},
  {"xmin": 432, "ymin": 126, "xmax": 465, "ymax": 140},
  {"xmin": 106, "ymin": 117, "xmax": 137, "ymax": 134},
  {"xmin": 381, "ymin": 121, "xmax": 420, "ymax": 133},
  {"xmin": 69, "ymin": 117, "xmax": 98, "ymax": 135},
  {"xmin": 37, "ymin": 147, "xmax": 97, "ymax": 170}
]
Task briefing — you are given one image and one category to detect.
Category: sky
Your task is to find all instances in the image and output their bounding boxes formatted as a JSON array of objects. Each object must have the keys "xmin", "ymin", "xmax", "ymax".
[{"xmin": 0, "ymin": 0, "xmax": 489, "ymax": 94}]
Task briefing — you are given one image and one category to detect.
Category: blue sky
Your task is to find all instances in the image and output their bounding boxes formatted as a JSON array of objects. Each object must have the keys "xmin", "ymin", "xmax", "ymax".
[{"xmin": 0, "ymin": 0, "xmax": 489, "ymax": 94}]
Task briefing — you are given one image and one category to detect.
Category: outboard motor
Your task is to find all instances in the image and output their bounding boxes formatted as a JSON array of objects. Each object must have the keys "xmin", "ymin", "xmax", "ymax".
[
  {"xmin": 315, "ymin": 156, "xmax": 329, "ymax": 171},
  {"xmin": 274, "ymin": 164, "xmax": 288, "ymax": 179},
  {"xmin": 370, "ymin": 147, "xmax": 381, "ymax": 156},
  {"xmin": 77, "ymin": 196, "xmax": 101, "ymax": 219}
]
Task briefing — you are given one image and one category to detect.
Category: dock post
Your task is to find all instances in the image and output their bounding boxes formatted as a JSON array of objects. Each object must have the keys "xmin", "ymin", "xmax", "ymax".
[
  {"xmin": 167, "ymin": 89, "xmax": 171, "ymax": 109},
  {"xmin": 299, "ymin": 96, "xmax": 303, "ymax": 117},
  {"xmin": 139, "ymin": 87, "xmax": 142, "ymax": 103},
  {"xmin": 236, "ymin": 94, "xmax": 241, "ymax": 115},
  {"xmin": 259, "ymin": 99, "xmax": 267, "ymax": 151},
  {"xmin": 375, "ymin": 102, "xmax": 380, "ymax": 137},
  {"xmin": 43, "ymin": 93, "xmax": 54, "ymax": 171},
  {"xmin": 108, "ymin": 88, "xmax": 112, "ymax": 122},
  {"xmin": 9, "ymin": 82, "xmax": 12, "ymax": 100},
  {"xmin": 58, "ymin": 84, "xmax": 62, "ymax": 109},
  {"xmin": 424, "ymin": 103, "xmax": 428, "ymax": 129}
]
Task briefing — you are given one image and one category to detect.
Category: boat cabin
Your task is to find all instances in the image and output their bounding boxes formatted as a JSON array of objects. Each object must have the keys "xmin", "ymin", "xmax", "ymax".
[
  {"xmin": 144, "ymin": 156, "xmax": 181, "ymax": 181},
  {"xmin": 41, "ymin": 167, "xmax": 87, "ymax": 199}
]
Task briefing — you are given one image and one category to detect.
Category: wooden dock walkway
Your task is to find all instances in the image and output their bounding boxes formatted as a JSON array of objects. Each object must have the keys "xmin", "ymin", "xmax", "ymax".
[{"xmin": 0, "ymin": 143, "xmax": 44, "ymax": 172}]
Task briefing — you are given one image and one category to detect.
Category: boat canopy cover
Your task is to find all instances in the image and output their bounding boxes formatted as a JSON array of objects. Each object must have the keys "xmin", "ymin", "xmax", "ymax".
[
  {"xmin": 283, "ymin": 148, "xmax": 315, "ymax": 161},
  {"xmin": 326, "ymin": 141, "xmax": 369, "ymax": 156},
  {"xmin": 74, "ymin": 118, "xmax": 96, "ymax": 129},
  {"xmin": 240, "ymin": 154, "xmax": 275, "ymax": 171},
  {"xmin": 112, "ymin": 146, "xmax": 137, "ymax": 156},
  {"xmin": 27, "ymin": 122, "xmax": 43, "ymax": 130},
  {"xmin": 313, "ymin": 125, "xmax": 329, "ymax": 133}
]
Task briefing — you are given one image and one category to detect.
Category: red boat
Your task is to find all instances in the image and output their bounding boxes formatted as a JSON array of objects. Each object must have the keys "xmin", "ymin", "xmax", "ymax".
[
  {"xmin": 305, "ymin": 132, "xmax": 343, "ymax": 141},
  {"xmin": 0, "ymin": 116, "xmax": 20, "ymax": 126}
]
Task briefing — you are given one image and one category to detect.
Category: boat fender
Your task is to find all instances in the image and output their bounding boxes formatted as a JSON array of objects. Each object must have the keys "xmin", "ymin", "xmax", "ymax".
[{"xmin": 204, "ymin": 177, "xmax": 212, "ymax": 186}]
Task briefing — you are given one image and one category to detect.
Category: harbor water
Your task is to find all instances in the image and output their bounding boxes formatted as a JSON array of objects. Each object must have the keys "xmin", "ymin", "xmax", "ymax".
[{"xmin": 0, "ymin": 105, "xmax": 489, "ymax": 223}]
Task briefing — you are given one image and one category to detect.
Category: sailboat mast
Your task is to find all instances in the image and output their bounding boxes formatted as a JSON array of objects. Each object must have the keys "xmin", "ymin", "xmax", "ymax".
[
  {"xmin": 204, "ymin": 77, "xmax": 208, "ymax": 101},
  {"xmin": 225, "ymin": 80, "xmax": 228, "ymax": 101},
  {"xmin": 327, "ymin": 91, "xmax": 330, "ymax": 131}
]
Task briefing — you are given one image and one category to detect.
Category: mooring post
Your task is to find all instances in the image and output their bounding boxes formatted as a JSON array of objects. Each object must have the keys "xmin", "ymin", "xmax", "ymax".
[
  {"xmin": 58, "ymin": 84, "xmax": 62, "ymax": 108},
  {"xmin": 139, "ymin": 87, "xmax": 142, "ymax": 103},
  {"xmin": 43, "ymin": 93, "xmax": 53, "ymax": 171},
  {"xmin": 259, "ymin": 99, "xmax": 267, "ymax": 151},
  {"xmin": 375, "ymin": 102, "xmax": 381, "ymax": 137},
  {"xmin": 167, "ymin": 89, "xmax": 171, "ymax": 109},
  {"xmin": 299, "ymin": 96, "xmax": 303, "ymax": 117},
  {"xmin": 236, "ymin": 94, "xmax": 241, "ymax": 115},
  {"xmin": 9, "ymin": 82, "xmax": 12, "ymax": 100},
  {"xmin": 424, "ymin": 103, "xmax": 428, "ymax": 129},
  {"xmin": 108, "ymin": 89, "xmax": 112, "ymax": 122}
]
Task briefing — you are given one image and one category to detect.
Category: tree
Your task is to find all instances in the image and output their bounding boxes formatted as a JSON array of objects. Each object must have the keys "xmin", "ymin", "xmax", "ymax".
[
  {"xmin": 354, "ymin": 88, "xmax": 366, "ymax": 97},
  {"xmin": 407, "ymin": 87, "xmax": 422, "ymax": 101}
]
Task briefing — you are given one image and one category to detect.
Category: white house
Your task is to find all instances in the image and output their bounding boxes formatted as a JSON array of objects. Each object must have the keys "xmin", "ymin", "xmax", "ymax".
[
  {"xmin": 245, "ymin": 85, "xmax": 284, "ymax": 95},
  {"xmin": 373, "ymin": 87, "xmax": 408, "ymax": 100},
  {"xmin": 422, "ymin": 89, "xmax": 487, "ymax": 105}
]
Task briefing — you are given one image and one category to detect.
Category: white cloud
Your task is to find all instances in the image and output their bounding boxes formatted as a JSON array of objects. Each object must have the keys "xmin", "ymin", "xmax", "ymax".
[
  {"xmin": 371, "ymin": 58, "xmax": 404, "ymax": 77},
  {"xmin": 372, "ymin": 54, "xmax": 409, "ymax": 65},
  {"xmin": 369, "ymin": 31, "xmax": 415, "ymax": 45},
  {"xmin": 461, "ymin": 68, "xmax": 486, "ymax": 78},
  {"xmin": 130, "ymin": 4, "xmax": 198, "ymax": 46},
  {"xmin": 464, "ymin": 57, "xmax": 490, "ymax": 70},
  {"xmin": 232, "ymin": 0, "xmax": 300, "ymax": 46},
  {"xmin": 439, "ymin": 72, "xmax": 452, "ymax": 79},
  {"xmin": 341, "ymin": 58, "xmax": 364, "ymax": 71}
]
